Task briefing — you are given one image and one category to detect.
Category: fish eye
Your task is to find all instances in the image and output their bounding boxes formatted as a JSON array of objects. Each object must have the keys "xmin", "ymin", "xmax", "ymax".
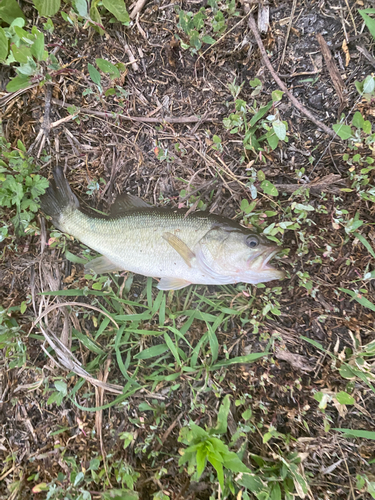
[{"xmin": 246, "ymin": 235, "xmax": 259, "ymax": 248}]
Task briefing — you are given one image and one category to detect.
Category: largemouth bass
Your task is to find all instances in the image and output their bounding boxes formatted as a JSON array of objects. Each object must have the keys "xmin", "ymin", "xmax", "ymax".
[{"xmin": 40, "ymin": 168, "xmax": 284, "ymax": 290}]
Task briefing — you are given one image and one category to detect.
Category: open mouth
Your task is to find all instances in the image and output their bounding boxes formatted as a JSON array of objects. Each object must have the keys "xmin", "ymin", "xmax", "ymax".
[
  {"xmin": 248, "ymin": 246, "xmax": 282, "ymax": 272},
  {"xmin": 261, "ymin": 248, "xmax": 279, "ymax": 270}
]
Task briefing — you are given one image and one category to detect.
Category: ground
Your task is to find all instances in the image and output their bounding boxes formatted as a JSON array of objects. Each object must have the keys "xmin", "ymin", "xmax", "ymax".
[{"xmin": 1, "ymin": 0, "xmax": 375, "ymax": 499}]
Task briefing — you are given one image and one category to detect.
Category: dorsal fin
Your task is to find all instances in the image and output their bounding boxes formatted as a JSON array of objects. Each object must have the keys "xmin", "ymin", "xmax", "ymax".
[{"xmin": 110, "ymin": 193, "xmax": 151, "ymax": 216}]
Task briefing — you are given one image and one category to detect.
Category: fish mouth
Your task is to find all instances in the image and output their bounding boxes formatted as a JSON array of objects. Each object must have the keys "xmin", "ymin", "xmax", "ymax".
[
  {"xmin": 248, "ymin": 246, "xmax": 284, "ymax": 274},
  {"xmin": 262, "ymin": 248, "xmax": 279, "ymax": 270}
]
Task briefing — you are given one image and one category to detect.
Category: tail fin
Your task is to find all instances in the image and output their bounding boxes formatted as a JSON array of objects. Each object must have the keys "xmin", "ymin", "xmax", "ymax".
[{"xmin": 40, "ymin": 167, "xmax": 80, "ymax": 228}]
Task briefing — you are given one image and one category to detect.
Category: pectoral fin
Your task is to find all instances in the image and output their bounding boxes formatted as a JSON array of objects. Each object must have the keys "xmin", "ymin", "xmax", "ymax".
[
  {"xmin": 162, "ymin": 232, "xmax": 196, "ymax": 268},
  {"xmin": 85, "ymin": 256, "xmax": 122, "ymax": 274},
  {"xmin": 157, "ymin": 277, "xmax": 191, "ymax": 290}
]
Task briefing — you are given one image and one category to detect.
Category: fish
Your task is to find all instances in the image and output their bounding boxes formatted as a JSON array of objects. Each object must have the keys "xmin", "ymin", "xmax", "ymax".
[{"xmin": 40, "ymin": 167, "xmax": 284, "ymax": 290}]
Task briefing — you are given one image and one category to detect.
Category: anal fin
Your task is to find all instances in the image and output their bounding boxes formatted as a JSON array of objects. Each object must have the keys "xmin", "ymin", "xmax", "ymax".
[
  {"xmin": 157, "ymin": 277, "xmax": 191, "ymax": 290},
  {"xmin": 85, "ymin": 255, "xmax": 122, "ymax": 274}
]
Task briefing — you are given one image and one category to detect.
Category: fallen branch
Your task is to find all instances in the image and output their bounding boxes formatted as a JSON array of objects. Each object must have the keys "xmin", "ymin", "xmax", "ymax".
[
  {"xmin": 247, "ymin": 12, "xmax": 337, "ymax": 139},
  {"xmin": 51, "ymin": 98, "xmax": 213, "ymax": 124}
]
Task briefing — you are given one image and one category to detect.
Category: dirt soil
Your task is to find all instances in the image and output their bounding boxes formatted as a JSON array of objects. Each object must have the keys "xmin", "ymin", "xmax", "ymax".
[{"xmin": 1, "ymin": 0, "xmax": 375, "ymax": 499}]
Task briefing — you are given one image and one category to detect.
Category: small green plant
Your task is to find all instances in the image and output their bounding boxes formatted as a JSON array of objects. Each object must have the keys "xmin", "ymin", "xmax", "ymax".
[
  {"xmin": 0, "ymin": 1, "xmax": 131, "ymax": 90},
  {"xmin": 179, "ymin": 188, "xmax": 208, "ymax": 210},
  {"xmin": 314, "ymin": 389, "xmax": 355, "ymax": 413},
  {"xmin": 86, "ymin": 58, "xmax": 124, "ymax": 96},
  {"xmin": 0, "ymin": 17, "xmax": 61, "ymax": 91},
  {"xmin": 356, "ymin": 474, "xmax": 375, "ymax": 499},
  {"xmin": 138, "ymin": 400, "xmax": 167, "ymax": 426},
  {"xmin": 179, "ymin": 394, "xmax": 310, "ymax": 498},
  {"xmin": 46, "ymin": 379, "xmax": 69, "ymax": 406},
  {"xmin": 240, "ymin": 168, "xmax": 280, "ymax": 206},
  {"xmin": 333, "ymin": 75, "xmax": 375, "ymax": 145},
  {"xmin": 211, "ymin": 134, "xmax": 223, "ymax": 153},
  {"xmin": 358, "ymin": 8, "xmax": 375, "ymax": 44},
  {"xmin": 176, "ymin": 0, "xmax": 238, "ymax": 54},
  {"xmin": 343, "ymin": 153, "xmax": 375, "ymax": 204},
  {"xmin": 154, "ymin": 142, "xmax": 175, "ymax": 163},
  {"xmin": 177, "ymin": 7, "xmax": 215, "ymax": 53},
  {"xmin": 2, "ymin": 0, "xmax": 132, "ymax": 33},
  {"xmin": 0, "ymin": 304, "xmax": 27, "ymax": 369},
  {"xmin": 224, "ymin": 79, "xmax": 288, "ymax": 156},
  {"xmin": 0, "ymin": 138, "xmax": 49, "ymax": 237},
  {"xmin": 333, "ymin": 109, "xmax": 373, "ymax": 144},
  {"xmin": 335, "ymin": 430, "xmax": 375, "ymax": 498},
  {"xmin": 61, "ymin": 0, "xmax": 130, "ymax": 35},
  {"xmin": 178, "ymin": 395, "xmax": 251, "ymax": 491}
]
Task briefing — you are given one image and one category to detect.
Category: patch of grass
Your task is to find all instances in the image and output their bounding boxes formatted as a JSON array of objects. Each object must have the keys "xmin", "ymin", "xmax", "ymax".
[
  {"xmin": 39, "ymin": 279, "xmax": 268, "ymax": 411},
  {"xmin": 30, "ymin": 454, "xmax": 139, "ymax": 499},
  {"xmin": 302, "ymin": 335, "xmax": 375, "ymax": 398}
]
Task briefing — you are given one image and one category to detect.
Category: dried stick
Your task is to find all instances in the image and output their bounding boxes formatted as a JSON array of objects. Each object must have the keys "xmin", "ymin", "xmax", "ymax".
[
  {"xmin": 130, "ymin": 0, "xmax": 148, "ymax": 19},
  {"xmin": 247, "ymin": 13, "xmax": 337, "ymax": 139},
  {"xmin": 115, "ymin": 31, "xmax": 139, "ymax": 71},
  {"xmin": 51, "ymin": 98, "xmax": 214, "ymax": 124},
  {"xmin": 317, "ymin": 33, "xmax": 347, "ymax": 116},
  {"xmin": 124, "ymin": 43, "xmax": 139, "ymax": 72},
  {"xmin": 279, "ymin": 0, "xmax": 297, "ymax": 68},
  {"xmin": 28, "ymin": 84, "xmax": 52, "ymax": 156},
  {"xmin": 356, "ymin": 45, "xmax": 375, "ymax": 69}
]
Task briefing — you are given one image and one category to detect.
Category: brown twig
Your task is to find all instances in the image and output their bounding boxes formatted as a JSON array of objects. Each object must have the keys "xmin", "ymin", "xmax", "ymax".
[
  {"xmin": 344, "ymin": 0, "xmax": 357, "ymax": 36},
  {"xmin": 247, "ymin": 12, "xmax": 337, "ymax": 138},
  {"xmin": 51, "ymin": 98, "xmax": 214, "ymax": 124},
  {"xmin": 154, "ymin": 413, "xmax": 183, "ymax": 452},
  {"xmin": 130, "ymin": 0, "xmax": 148, "ymax": 19},
  {"xmin": 28, "ymin": 84, "xmax": 53, "ymax": 157},
  {"xmin": 115, "ymin": 31, "xmax": 139, "ymax": 71},
  {"xmin": 317, "ymin": 33, "xmax": 347, "ymax": 116},
  {"xmin": 275, "ymin": 173, "xmax": 345, "ymax": 195},
  {"xmin": 278, "ymin": 0, "xmax": 297, "ymax": 69},
  {"xmin": 124, "ymin": 44, "xmax": 139, "ymax": 72},
  {"xmin": 356, "ymin": 45, "xmax": 375, "ymax": 69}
]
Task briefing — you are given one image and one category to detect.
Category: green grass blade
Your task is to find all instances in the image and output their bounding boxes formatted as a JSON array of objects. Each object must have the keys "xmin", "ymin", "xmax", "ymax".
[
  {"xmin": 339, "ymin": 288, "xmax": 375, "ymax": 312},
  {"xmin": 210, "ymin": 352, "xmax": 266, "ymax": 370},
  {"xmin": 334, "ymin": 428, "xmax": 375, "ymax": 439},
  {"xmin": 354, "ymin": 232, "xmax": 375, "ymax": 259}
]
